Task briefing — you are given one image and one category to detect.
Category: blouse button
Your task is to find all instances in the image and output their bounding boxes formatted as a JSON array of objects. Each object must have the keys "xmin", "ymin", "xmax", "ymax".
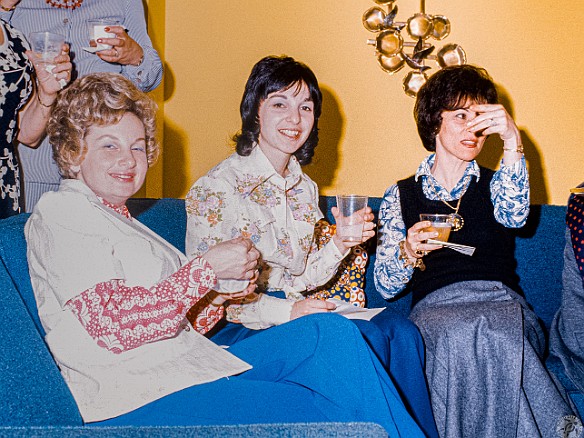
[
  {"xmin": 184, "ymin": 326, "xmax": 191, "ymax": 332},
  {"xmin": 63, "ymin": 18, "xmax": 69, "ymax": 24}
]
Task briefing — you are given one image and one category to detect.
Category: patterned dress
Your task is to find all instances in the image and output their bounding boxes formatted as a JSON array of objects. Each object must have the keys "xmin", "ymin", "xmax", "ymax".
[{"xmin": 0, "ymin": 20, "xmax": 32, "ymax": 218}]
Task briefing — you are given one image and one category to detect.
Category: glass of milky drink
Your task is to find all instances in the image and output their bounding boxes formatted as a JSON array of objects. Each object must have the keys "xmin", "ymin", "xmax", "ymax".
[{"xmin": 419, "ymin": 214, "xmax": 453, "ymax": 242}]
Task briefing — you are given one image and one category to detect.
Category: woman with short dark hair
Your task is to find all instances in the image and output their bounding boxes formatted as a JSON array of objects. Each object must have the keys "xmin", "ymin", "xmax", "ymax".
[{"xmin": 374, "ymin": 64, "xmax": 578, "ymax": 437}]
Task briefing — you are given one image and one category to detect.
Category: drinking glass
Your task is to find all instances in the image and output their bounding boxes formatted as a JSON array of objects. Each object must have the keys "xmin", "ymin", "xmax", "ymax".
[
  {"xmin": 88, "ymin": 19, "xmax": 120, "ymax": 50},
  {"xmin": 419, "ymin": 213, "xmax": 453, "ymax": 242},
  {"xmin": 28, "ymin": 32, "xmax": 65, "ymax": 69},
  {"xmin": 336, "ymin": 195, "xmax": 368, "ymax": 242}
]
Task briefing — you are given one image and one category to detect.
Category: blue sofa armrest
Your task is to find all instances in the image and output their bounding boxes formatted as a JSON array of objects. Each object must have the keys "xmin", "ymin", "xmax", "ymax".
[{"xmin": 0, "ymin": 258, "xmax": 82, "ymax": 427}]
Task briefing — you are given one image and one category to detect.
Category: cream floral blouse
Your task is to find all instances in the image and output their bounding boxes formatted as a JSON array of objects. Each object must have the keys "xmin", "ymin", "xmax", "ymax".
[{"xmin": 186, "ymin": 146, "xmax": 347, "ymax": 329}]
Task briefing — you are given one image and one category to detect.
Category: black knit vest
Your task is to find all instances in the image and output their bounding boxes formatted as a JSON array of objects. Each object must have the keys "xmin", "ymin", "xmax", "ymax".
[{"xmin": 397, "ymin": 167, "xmax": 520, "ymax": 307}]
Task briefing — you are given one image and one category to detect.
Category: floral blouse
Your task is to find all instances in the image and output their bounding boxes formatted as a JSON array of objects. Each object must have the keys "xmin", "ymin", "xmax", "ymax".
[
  {"xmin": 186, "ymin": 146, "xmax": 346, "ymax": 329},
  {"xmin": 374, "ymin": 154, "xmax": 530, "ymax": 299}
]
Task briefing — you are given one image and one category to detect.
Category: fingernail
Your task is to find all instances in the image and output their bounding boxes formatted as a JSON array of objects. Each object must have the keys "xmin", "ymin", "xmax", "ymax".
[{"xmin": 104, "ymin": 27, "xmax": 109, "ymax": 32}]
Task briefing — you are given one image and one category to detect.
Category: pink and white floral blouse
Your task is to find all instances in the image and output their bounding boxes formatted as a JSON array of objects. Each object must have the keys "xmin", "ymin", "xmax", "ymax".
[{"xmin": 186, "ymin": 146, "xmax": 347, "ymax": 330}]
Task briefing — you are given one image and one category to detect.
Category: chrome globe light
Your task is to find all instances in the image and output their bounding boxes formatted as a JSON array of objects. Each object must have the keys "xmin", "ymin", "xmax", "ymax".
[{"xmin": 362, "ymin": 0, "xmax": 466, "ymax": 97}]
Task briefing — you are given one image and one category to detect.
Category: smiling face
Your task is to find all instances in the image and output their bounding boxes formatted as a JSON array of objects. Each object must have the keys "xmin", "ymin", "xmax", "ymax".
[
  {"xmin": 435, "ymin": 101, "xmax": 487, "ymax": 163},
  {"xmin": 72, "ymin": 112, "xmax": 148, "ymax": 206},
  {"xmin": 257, "ymin": 82, "xmax": 315, "ymax": 172}
]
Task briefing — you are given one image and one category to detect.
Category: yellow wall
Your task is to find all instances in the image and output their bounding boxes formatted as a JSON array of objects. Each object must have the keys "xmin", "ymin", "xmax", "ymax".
[
  {"xmin": 137, "ymin": 0, "xmax": 165, "ymax": 198},
  {"xmin": 162, "ymin": 0, "xmax": 584, "ymax": 205}
]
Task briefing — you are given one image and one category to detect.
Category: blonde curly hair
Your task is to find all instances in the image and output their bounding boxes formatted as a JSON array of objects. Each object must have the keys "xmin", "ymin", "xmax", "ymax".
[{"xmin": 47, "ymin": 72, "xmax": 159, "ymax": 179}]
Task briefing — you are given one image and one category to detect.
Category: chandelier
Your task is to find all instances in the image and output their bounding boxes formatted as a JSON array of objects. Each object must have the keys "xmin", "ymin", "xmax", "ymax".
[{"xmin": 362, "ymin": 0, "xmax": 466, "ymax": 97}]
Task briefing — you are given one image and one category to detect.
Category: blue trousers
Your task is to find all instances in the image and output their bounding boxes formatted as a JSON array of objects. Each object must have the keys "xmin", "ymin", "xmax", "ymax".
[
  {"xmin": 211, "ymin": 309, "xmax": 438, "ymax": 438},
  {"xmin": 92, "ymin": 314, "xmax": 424, "ymax": 437}
]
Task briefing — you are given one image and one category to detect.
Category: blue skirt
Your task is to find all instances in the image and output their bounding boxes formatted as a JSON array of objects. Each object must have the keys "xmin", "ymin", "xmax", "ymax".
[
  {"xmin": 211, "ymin": 308, "xmax": 438, "ymax": 438},
  {"xmin": 92, "ymin": 313, "xmax": 425, "ymax": 437}
]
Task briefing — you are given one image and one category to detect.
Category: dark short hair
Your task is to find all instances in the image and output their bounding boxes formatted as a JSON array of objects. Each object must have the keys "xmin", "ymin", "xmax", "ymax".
[
  {"xmin": 414, "ymin": 65, "xmax": 498, "ymax": 151},
  {"xmin": 233, "ymin": 55, "xmax": 322, "ymax": 165}
]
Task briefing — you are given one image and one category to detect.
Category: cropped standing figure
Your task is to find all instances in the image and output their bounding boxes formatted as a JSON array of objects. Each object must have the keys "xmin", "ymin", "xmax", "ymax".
[
  {"xmin": 24, "ymin": 72, "xmax": 425, "ymax": 436},
  {"xmin": 550, "ymin": 184, "xmax": 584, "ymax": 395},
  {"xmin": 0, "ymin": 17, "xmax": 71, "ymax": 217},
  {"xmin": 186, "ymin": 55, "xmax": 438, "ymax": 437},
  {"xmin": 374, "ymin": 65, "xmax": 578, "ymax": 437},
  {"xmin": 1, "ymin": 0, "xmax": 162, "ymax": 211}
]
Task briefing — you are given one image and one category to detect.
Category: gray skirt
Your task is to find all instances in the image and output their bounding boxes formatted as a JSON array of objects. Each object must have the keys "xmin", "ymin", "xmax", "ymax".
[{"xmin": 409, "ymin": 280, "xmax": 578, "ymax": 438}]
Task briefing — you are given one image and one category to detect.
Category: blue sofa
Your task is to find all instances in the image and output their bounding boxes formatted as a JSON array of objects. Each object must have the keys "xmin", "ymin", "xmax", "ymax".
[{"xmin": 0, "ymin": 196, "xmax": 580, "ymax": 437}]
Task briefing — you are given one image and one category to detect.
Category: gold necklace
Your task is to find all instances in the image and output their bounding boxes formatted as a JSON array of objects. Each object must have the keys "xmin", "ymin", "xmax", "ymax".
[
  {"xmin": 46, "ymin": 0, "xmax": 83, "ymax": 10},
  {"xmin": 427, "ymin": 176, "xmax": 464, "ymax": 231}
]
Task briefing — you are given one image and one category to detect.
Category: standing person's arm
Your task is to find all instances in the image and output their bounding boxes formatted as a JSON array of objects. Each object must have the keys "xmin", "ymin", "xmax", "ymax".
[
  {"xmin": 121, "ymin": 0, "xmax": 162, "ymax": 91},
  {"xmin": 95, "ymin": 0, "xmax": 163, "ymax": 92},
  {"xmin": 18, "ymin": 46, "xmax": 72, "ymax": 147}
]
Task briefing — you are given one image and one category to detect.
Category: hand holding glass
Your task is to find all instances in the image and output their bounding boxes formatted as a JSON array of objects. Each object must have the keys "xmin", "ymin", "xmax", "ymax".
[
  {"xmin": 88, "ymin": 19, "xmax": 120, "ymax": 50},
  {"xmin": 336, "ymin": 195, "xmax": 368, "ymax": 242},
  {"xmin": 29, "ymin": 32, "xmax": 65, "ymax": 69},
  {"xmin": 419, "ymin": 214, "xmax": 453, "ymax": 242}
]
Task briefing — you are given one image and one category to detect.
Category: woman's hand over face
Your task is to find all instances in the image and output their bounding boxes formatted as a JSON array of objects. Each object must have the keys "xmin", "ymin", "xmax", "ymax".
[
  {"xmin": 466, "ymin": 103, "xmax": 521, "ymax": 145},
  {"xmin": 331, "ymin": 206, "xmax": 376, "ymax": 253},
  {"xmin": 202, "ymin": 237, "xmax": 260, "ymax": 281},
  {"xmin": 290, "ymin": 298, "xmax": 336, "ymax": 320}
]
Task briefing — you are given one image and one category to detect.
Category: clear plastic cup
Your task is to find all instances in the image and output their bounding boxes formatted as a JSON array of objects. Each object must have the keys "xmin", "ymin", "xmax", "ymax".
[
  {"xmin": 28, "ymin": 31, "xmax": 65, "ymax": 68},
  {"xmin": 336, "ymin": 195, "xmax": 368, "ymax": 242}
]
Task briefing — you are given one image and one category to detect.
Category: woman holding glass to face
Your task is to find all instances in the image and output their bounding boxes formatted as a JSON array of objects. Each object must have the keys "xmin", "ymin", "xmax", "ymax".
[
  {"xmin": 24, "ymin": 72, "xmax": 425, "ymax": 435},
  {"xmin": 374, "ymin": 65, "xmax": 578, "ymax": 437},
  {"xmin": 186, "ymin": 55, "xmax": 438, "ymax": 437}
]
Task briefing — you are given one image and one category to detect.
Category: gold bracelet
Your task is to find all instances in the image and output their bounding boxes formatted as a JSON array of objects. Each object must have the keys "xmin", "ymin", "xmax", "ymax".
[
  {"xmin": 37, "ymin": 93, "xmax": 54, "ymax": 109},
  {"xmin": 503, "ymin": 144, "xmax": 524, "ymax": 154},
  {"xmin": 398, "ymin": 240, "xmax": 425, "ymax": 271}
]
